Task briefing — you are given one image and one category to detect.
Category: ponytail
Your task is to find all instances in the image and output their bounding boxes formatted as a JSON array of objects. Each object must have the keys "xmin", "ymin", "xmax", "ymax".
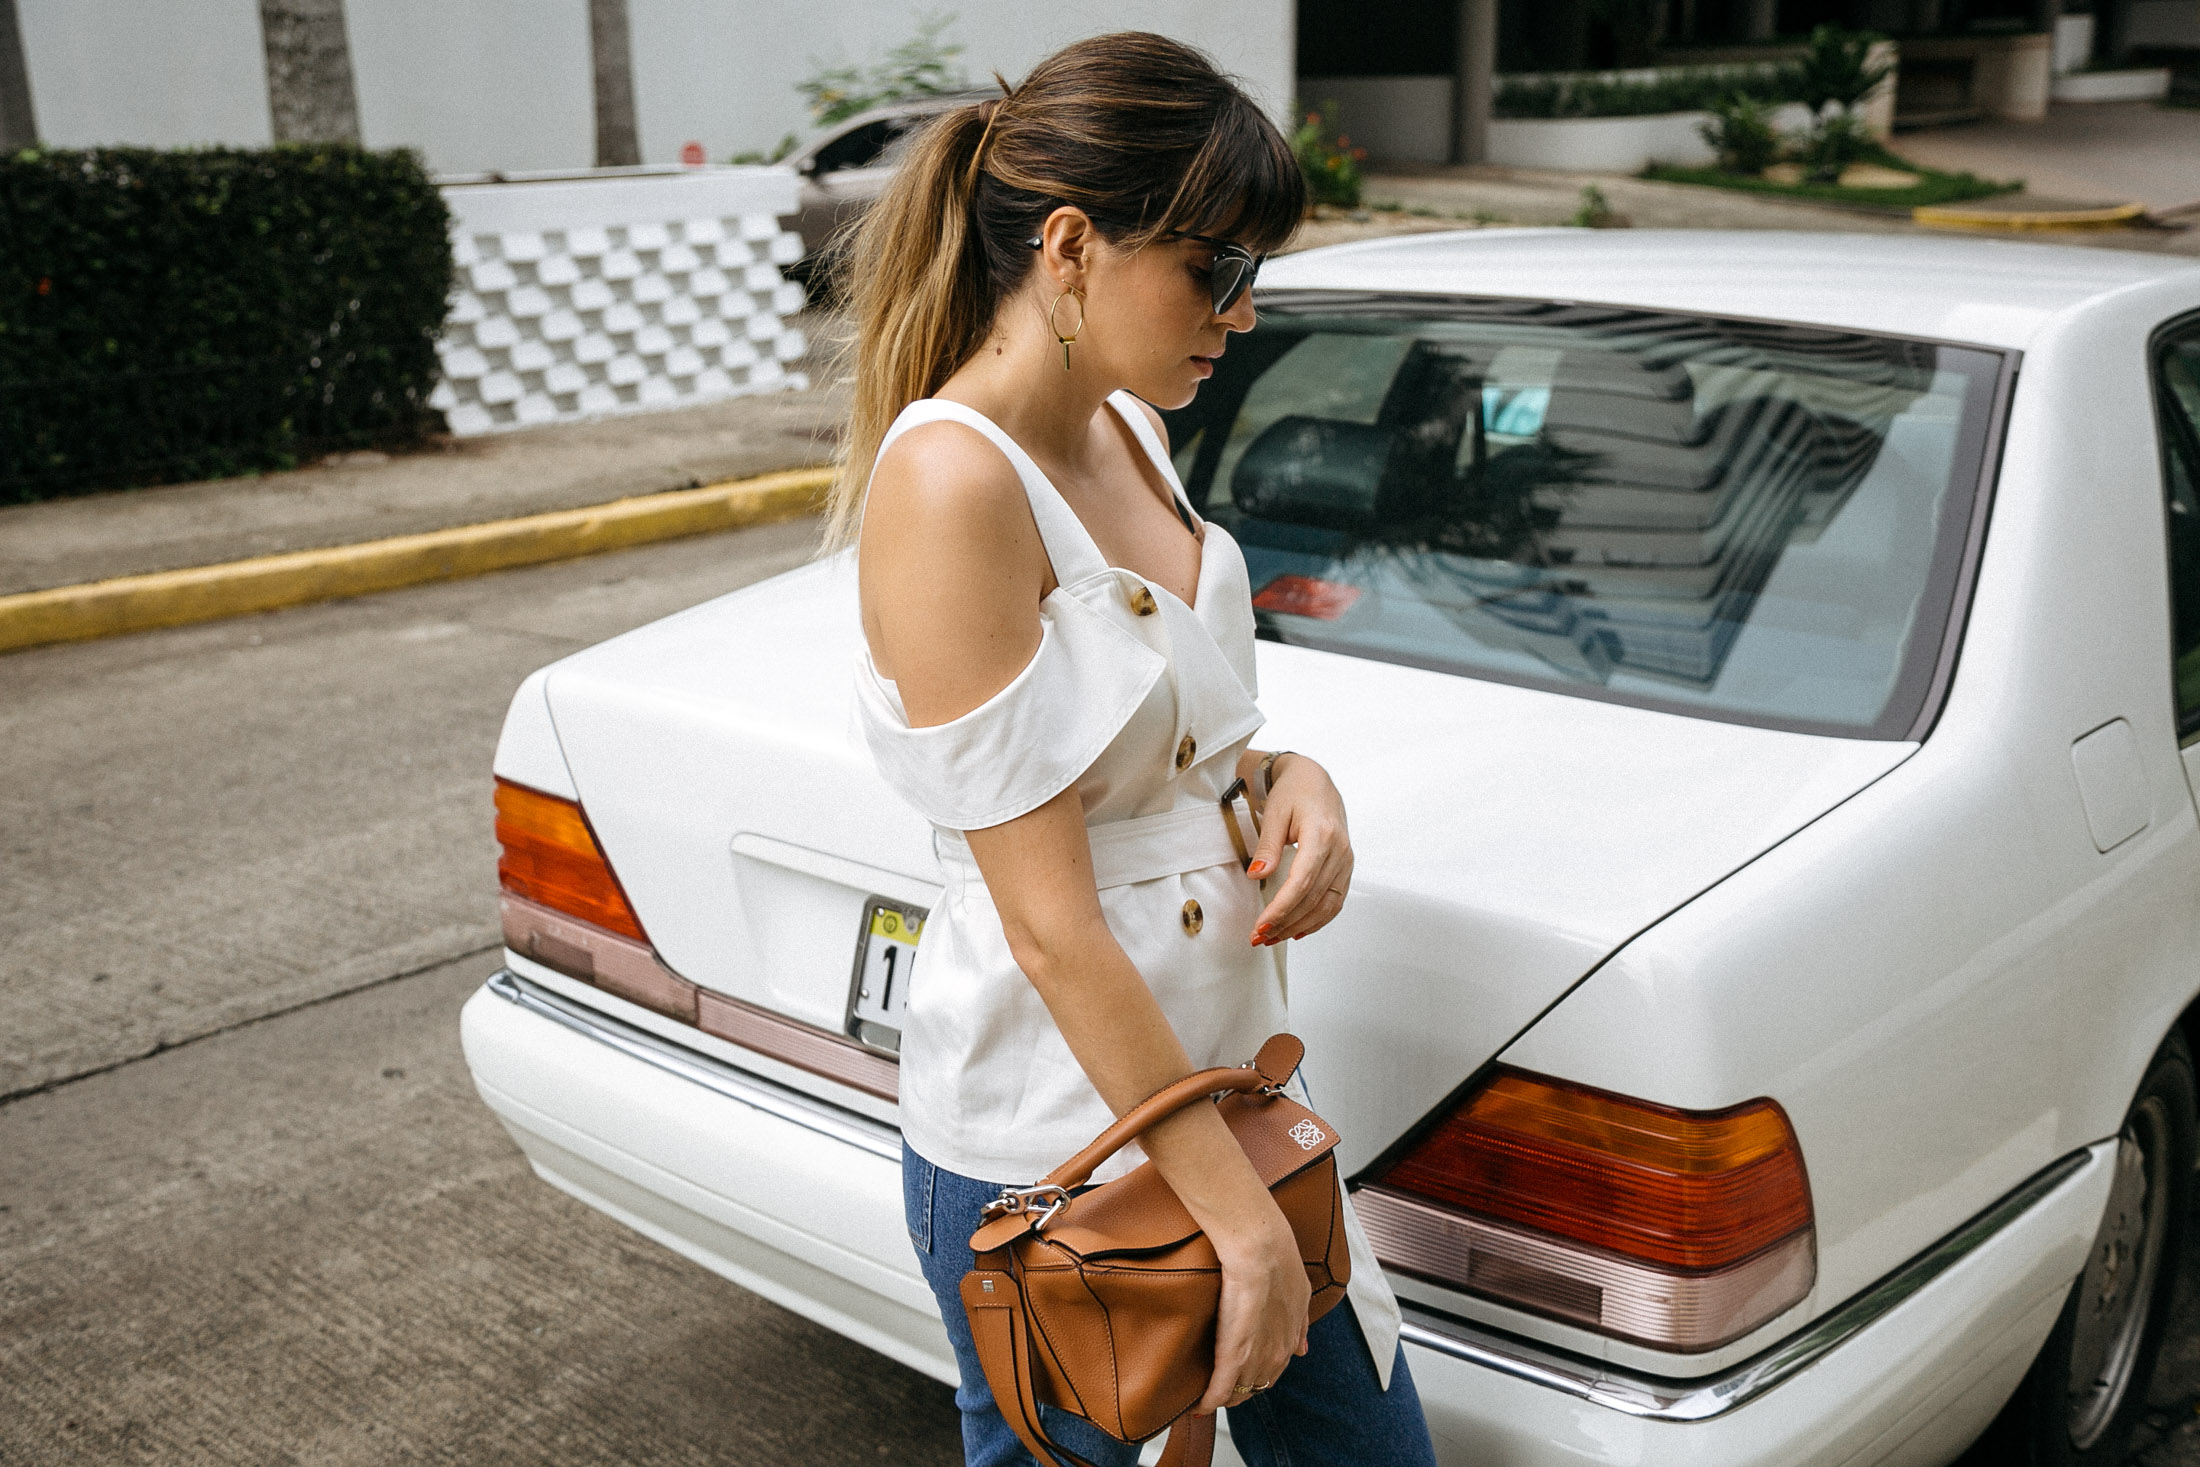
[
  {"xmin": 822, "ymin": 100, "xmax": 996, "ymax": 549},
  {"xmin": 819, "ymin": 33, "xmax": 1305, "ymax": 549}
]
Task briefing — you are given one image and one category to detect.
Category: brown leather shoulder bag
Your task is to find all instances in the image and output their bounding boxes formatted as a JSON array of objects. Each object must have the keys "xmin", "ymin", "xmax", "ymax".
[{"xmin": 959, "ymin": 1034, "xmax": 1350, "ymax": 1467}]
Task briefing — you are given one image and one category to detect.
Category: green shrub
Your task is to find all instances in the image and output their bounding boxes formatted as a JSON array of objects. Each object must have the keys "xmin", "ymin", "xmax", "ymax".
[
  {"xmin": 1294, "ymin": 104, "xmax": 1366, "ymax": 210},
  {"xmin": 1795, "ymin": 109, "xmax": 1876, "ymax": 181},
  {"xmin": 0, "ymin": 145, "xmax": 452, "ymax": 501},
  {"xmin": 1699, "ymin": 93, "xmax": 1783, "ymax": 173},
  {"xmin": 1496, "ymin": 64, "xmax": 1805, "ymax": 119},
  {"xmin": 1795, "ymin": 25, "xmax": 1894, "ymax": 117}
]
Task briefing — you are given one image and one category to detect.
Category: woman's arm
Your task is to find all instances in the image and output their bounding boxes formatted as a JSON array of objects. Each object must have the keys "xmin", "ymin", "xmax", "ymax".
[
  {"xmin": 964, "ymin": 794, "xmax": 1312, "ymax": 1413},
  {"xmin": 862, "ymin": 426, "xmax": 1310, "ymax": 1414}
]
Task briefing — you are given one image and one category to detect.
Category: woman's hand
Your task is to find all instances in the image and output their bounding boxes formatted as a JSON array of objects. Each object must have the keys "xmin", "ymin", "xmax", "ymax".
[
  {"xmin": 1195, "ymin": 1201, "xmax": 1312, "ymax": 1416},
  {"xmin": 1244, "ymin": 754, "xmax": 1353, "ymax": 946}
]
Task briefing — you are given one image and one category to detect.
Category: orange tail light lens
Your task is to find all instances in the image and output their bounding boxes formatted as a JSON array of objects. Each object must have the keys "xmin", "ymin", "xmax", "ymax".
[
  {"xmin": 1356, "ymin": 1068, "xmax": 1815, "ymax": 1351},
  {"xmin": 494, "ymin": 778, "xmax": 647, "ymax": 943}
]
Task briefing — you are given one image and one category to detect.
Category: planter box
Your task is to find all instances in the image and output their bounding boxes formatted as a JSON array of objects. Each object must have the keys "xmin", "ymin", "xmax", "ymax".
[
  {"xmin": 1489, "ymin": 103, "xmax": 1813, "ymax": 173},
  {"xmin": 431, "ymin": 166, "xmax": 808, "ymax": 437},
  {"xmin": 2052, "ymin": 67, "xmax": 2172, "ymax": 102}
]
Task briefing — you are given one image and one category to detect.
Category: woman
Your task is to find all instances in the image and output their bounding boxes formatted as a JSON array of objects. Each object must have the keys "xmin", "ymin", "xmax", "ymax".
[{"xmin": 835, "ymin": 32, "xmax": 1438, "ymax": 1467}]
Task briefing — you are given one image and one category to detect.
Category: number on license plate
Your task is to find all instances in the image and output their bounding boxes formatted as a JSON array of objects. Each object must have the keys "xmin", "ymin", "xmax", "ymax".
[{"xmin": 847, "ymin": 897, "xmax": 925, "ymax": 1054}]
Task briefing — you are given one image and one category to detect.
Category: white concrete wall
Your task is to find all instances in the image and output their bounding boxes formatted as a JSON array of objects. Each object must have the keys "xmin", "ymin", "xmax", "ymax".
[
  {"xmin": 348, "ymin": 0, "xmax": 595, "ymax": 175},
  {"xmin": 628, "ymin": 0, "xmax": 1295, "ymax": 167},
  {"xmin": 9, "ymin": 1, "xmax": 1293, "ymax": 174},
  {"xmin": 1489, "ymin": 102, "xmax": 1815, "ymax": 173},
  {"xmin": 15, "ymin": 0, "xmax": 273, "ymax": 149},
  {"xmin": 432, "ymin": 168, "xmax": 809, "ymax": 434}
]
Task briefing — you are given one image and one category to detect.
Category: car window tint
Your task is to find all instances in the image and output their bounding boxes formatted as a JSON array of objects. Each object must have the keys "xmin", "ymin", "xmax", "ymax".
[
  {"xmin": 811, "ymin": 119, "xmax": 899, "ymax": 176},
  {"xmin": 2154, "ymin": 318, "xmax": 2200, "ymax": 735},
  {"xmin": 1161, "ymin": 299, "xmax": 2006, "ymax": 739}
]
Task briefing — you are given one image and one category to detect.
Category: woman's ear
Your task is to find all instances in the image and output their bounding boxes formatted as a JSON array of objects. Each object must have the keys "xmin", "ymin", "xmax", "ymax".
[{"xmin": 1036, "ymin": 206, "xmax": 1098, "ymax": 286}]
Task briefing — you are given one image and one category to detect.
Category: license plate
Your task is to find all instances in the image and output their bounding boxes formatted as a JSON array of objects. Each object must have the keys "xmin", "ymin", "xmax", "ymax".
[{"xmin": 846, "ymin": 897, "xmax": 925, "ymax": 1054}]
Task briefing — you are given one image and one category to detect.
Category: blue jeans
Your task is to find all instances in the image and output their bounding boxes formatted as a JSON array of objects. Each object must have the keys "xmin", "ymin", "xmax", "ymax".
[{"xmin": 904, "ymin": 1143, "xmax": 1438, "ymax": 1467}]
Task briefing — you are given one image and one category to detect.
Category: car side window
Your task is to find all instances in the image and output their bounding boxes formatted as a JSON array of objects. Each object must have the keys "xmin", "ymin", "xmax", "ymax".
[
  {"xmin": 809, "ymin": 119, "xmax": 904, "ymax": 177},
  {"xmin": 2155, "ymin": 317, "xmax": 2200, "ymax": 736}
]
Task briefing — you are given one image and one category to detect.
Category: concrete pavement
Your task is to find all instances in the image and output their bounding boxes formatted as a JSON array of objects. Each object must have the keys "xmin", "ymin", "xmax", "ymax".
[
  {"xmin": 0, "ymin": 372, "xmax": 843, "ymax": 599},
  {"xmin": 0, "ymin": 516, "xmax": 820, "ymax": 1101},
  {"xmin": 1893, "ymin": 102, "xmax": 2200, "ymax": 213},
  {"xmin": 0, "ymin": 520, "xmax": 973, "ymax": 1466},
  {"xmin": 1322, "ymin": 155, "xmax": 2200, "ymax": 259},
  {"xmin": 0, "ymin": 950, "xmax": 962, "ymax": 1466}
]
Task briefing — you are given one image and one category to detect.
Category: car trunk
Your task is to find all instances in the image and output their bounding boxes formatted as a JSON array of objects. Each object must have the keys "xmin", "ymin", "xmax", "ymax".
[{"xmin": 537, "ymin": 556, "xmax": 1914, "ymax": 1171}]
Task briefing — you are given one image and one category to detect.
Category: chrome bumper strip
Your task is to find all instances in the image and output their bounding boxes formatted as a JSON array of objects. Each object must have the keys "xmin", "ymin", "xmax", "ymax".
[
  {"xmin": 484, "ymin": 969, "xmax": 902, "ymax": 1163},
  {"xmin": 1396, "ymin": 1147, "xmax": 2091, "ymax": 1422},
  {"xmin": 487, "ymin": 964, "xmax": 2088, "ymax": 1422}
]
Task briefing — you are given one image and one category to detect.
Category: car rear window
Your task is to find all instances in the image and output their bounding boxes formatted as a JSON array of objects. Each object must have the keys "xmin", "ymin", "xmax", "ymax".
[{"xmin": 1159, "ymin": 295, "xmax": 2008, "ymax": 739}]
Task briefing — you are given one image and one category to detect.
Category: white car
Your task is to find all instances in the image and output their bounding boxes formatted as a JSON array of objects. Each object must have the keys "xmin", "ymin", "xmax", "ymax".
[{"xmin": 461, "ymin": 230, "xmax": 2200, "ymax": 1466}]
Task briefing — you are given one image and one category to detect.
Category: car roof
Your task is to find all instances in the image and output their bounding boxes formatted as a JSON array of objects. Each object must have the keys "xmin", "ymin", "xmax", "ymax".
[{"xmin": 1259, "ymin": 228, "xmax": 2198, "ymax": 349}]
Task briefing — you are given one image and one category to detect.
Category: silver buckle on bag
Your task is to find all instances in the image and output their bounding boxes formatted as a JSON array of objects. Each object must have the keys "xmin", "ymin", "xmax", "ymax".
[{"xmin": 980, "ymin": 1184, "xmax": 1071, "ymax": 1229}]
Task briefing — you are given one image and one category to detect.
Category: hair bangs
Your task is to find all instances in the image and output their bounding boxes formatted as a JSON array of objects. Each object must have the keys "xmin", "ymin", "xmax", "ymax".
[{"xmin": 1152, "ymin": 94, "xmax": 1305, "ymax": 255}]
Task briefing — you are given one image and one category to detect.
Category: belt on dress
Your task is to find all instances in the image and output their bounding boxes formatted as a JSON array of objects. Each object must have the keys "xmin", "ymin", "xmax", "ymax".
[{"xmin": 933, "ymin": 804, "xmax": 1243, "ymax": 891}]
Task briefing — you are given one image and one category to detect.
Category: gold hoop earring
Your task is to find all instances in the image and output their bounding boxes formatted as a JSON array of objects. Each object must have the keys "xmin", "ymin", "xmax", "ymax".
[{"xmin": 1049, "ymin": 287, "xmax": 1085, "ymax": 372}]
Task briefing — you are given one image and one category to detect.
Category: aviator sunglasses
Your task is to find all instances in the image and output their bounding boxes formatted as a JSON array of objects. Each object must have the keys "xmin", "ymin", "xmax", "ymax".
[{"xmin": 1023, "ymin": 221, "xmax": 1263, "ymax": 316}]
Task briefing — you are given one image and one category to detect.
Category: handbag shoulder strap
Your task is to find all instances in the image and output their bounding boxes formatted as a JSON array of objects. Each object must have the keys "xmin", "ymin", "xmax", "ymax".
[{"xmin": 963, "ymin": 1268, "xmax": 1216, "ymax": 1467}]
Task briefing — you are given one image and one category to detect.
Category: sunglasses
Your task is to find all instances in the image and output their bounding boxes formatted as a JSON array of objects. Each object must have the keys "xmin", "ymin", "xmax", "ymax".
[{"xmin": 1022, "ymin": 222, "xmax": 1264, "ymax": 316}]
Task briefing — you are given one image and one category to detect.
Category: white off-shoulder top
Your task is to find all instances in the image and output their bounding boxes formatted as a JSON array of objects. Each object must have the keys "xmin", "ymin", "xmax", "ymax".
[{"xmin": 851, "ymin": 391, "xmax": 1402, "ymax": 1384}]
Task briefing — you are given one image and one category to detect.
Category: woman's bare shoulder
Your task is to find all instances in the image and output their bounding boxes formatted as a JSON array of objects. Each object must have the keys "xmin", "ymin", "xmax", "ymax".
[
  {"xmin": 865, "ymin": 418, "xmax": 1030, "ymax": 542},
  {"xmin": 859, "ymin": 418, "xmax": 1048, "ymax": 719}
]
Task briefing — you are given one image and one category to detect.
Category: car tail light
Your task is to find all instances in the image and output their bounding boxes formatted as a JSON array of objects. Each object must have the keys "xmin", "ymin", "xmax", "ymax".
[
  {"xmin": 490, "ymin": 779, "xmax": 899, "ymax": 1097},
  {"xmin": 494, "ymin": 778, "xmax": 647, "ymax": 942},
  {"xmin": 1355, "ymin": 1068, "xmax": 1814, "ymax": 1352}
]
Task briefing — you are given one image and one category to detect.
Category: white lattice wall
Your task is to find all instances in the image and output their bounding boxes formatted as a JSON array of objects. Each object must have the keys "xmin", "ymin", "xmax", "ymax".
[{"xmin": 430, "ymin": 168, "xmax": 808, "ymax": 436}]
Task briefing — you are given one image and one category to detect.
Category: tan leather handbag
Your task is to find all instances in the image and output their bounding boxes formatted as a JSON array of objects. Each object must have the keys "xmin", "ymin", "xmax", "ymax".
[{"xmin": 960, "ymin": 1034, "xmax": 1350, "ymax": 1467}]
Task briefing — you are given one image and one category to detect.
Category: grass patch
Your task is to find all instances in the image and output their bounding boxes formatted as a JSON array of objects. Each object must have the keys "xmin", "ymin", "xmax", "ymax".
[{"xmin": 1644, "ymin": 147, "xmax": 2018, "ymax": 209}]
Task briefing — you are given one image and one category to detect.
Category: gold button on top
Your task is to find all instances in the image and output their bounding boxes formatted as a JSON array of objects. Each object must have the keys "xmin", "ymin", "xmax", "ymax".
[
  {"xmin": 1174, "ymin": 733, "xmax": 1196, "ymax": 771},
  {"xmin": 1130, "ymin": 585, "xmax": 1158, "ymax": 617},
  {"xmin": 1181, "ymin": 899, "xmax": 1204, "ymax": 935}
]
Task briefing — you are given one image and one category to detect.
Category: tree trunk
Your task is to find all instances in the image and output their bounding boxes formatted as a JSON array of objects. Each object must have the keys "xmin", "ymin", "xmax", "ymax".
[
  {"xmin": 0, "ymin": 0, "xmax": 37, "ymax": 152},
  {"xmin": 589, "ymin": 0, "xmax": 641, "ymax": 168},
  {"xmin": 259, "ymin": 0, "xmax": 361, "ymax": 144}
]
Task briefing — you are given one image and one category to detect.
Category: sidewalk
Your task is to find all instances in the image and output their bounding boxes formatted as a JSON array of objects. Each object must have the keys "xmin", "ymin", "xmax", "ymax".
[
  {"xmin": 0, "ymin": 379, "xmax": 844, "ymax": 600},
  {"xmin": 1292, "ymin": 161, "xmax": 2199, "ymax": 257},
  {"xmin": 1892, "ymin": 101, "xmax": 2200, "ymax": 213}
]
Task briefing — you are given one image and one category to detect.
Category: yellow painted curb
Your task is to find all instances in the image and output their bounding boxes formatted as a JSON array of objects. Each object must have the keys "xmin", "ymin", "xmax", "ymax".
[
  {"xmin": 1914, "ymin": 201, "xmax": 2148, "ymax": 232},
  {"xmin": 0, "ymin": 465, "xmax": 834, "ymax": 656}
]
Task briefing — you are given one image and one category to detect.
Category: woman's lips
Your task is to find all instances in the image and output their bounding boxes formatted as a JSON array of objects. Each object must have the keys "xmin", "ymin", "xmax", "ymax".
[{"xmin": 1190, "ymin": 355, "xmax": 1215, "ymax": 377}]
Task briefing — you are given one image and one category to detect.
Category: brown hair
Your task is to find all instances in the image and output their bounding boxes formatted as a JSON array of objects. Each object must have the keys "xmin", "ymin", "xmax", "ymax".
[{"xmin": 820, "ymin": 31, "xmax": 1304, "ymax": 547}]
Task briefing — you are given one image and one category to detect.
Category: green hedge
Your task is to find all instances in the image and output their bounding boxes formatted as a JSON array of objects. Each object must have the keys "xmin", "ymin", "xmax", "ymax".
[{"xmin": 0, "ymin": 146, "xmax": 453, "ymax": 502}]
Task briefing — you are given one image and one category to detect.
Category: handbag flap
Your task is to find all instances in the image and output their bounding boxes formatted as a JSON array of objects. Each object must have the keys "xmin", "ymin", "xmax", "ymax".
[{"xmin": 978, "ymin": 1090, "xmax": 1342, "ymax": 1258}]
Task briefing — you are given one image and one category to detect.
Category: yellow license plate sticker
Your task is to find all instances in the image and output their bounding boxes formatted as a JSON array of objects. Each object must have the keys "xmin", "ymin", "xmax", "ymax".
[{"xmin": 848, "ymin": 897, "xmax": 927, "ymax": 1052}]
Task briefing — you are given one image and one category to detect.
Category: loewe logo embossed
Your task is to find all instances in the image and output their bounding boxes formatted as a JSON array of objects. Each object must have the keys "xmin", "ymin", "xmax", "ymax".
[{"xmin": 1289, "ymin": 1120, "xmax": 1325, "ymax": 1150}]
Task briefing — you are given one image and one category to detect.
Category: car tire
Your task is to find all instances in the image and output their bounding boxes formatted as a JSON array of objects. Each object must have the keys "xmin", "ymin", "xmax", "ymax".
[{"xmin": 1972, "ymin": 1025, "xmax": 2196, "ymax": 1466}]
